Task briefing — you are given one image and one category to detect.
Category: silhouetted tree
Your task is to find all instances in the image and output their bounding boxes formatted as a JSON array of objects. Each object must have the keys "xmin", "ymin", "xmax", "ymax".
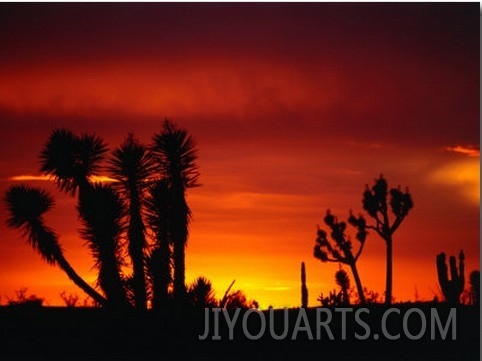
[
  {"xmin": 151, "ymin": 120, "xmax": 200, "ymax": 304},
  {"xmin": 40, "ymin": 129, "xmax": 134, "ymax": 308},
  {"xmin": 6, "ymin": 122, "xmax": 202, "ymax": 311},
  {"xmin": 314, "ymin": 210, "xmax": 366, "ymax": 304},
  {"xmin": 40, "ymin": 129, "xmax": 108, "ymax": 196},
  {"xmin": 109, "ymin": 133, "xmax": 153, "ymax": 311},
  {"xmin": 358, "ymin": 175, "xmax": 413, "ymax": 304},
  {"xmin": 436, "ymin": 250, "xmax": 465, "ymax": 305},
  {"xmin": 78, "ymin": 184, "xmax": 130, "ymax": 309},
  {"xmin": 4, "ymin": 185, "xmax": 107, "ymax": 306}
]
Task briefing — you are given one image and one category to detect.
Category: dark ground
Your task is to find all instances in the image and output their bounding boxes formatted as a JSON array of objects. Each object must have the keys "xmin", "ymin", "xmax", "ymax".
[{"xmin": 0, "ymin": 303, "xmax": 478, "ymax": 360}]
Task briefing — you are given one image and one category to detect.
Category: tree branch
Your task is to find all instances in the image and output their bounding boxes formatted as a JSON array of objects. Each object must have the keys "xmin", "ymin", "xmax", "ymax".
[{"xmin": 390, "ymin": 215, "xmax": 404, "ymax": 234}]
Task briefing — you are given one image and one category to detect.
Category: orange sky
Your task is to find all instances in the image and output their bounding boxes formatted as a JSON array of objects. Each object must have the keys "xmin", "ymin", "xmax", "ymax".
[{"xmin": 0, "ymin": 3, "xmax": 479, "ymax": 308}]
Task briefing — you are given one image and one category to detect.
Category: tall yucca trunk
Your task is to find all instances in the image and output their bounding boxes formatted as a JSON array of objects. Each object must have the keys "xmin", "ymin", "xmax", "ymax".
[
  {"xmin": 147, "ymin": 180, "xmax": 173, "ymax": 310},
  {"xmin": 171, "ymin": 184, "xmax": 189, "ymax": 303},
  {"xmin": 127, "ymin": 190, "xmax": 148, "ymax": 310},
  {"xmin": 78, "ymin": 185, "xmax": 130, "ymax": 309}
]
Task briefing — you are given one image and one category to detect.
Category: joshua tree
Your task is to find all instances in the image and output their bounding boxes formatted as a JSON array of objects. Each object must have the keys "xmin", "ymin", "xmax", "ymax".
[
  {"xmin": 151, "ymin": 120, "xmax": 200, "ymax": 304},
  {"xmin": 40, "ymin": 129, "xmax": 108, "ymax": 196},
  {"xmin": 301, "ymin": 262, "xmax": 308, "ymax": 308},
  {"xmin": 40, "ymin": 128, "xmax": 132, "ymax": 308},
  {"xmin": 109, "ymin": 133, "xmax": 153, "ymax": 311},
  {"xmin": 314, "ymin": 210, "xmax": 366, "ymax": 304},
  {"xmin": 359, "ymin": 175, "xmax": 413, "ymax": 305},
  {"xmin": 4, "ymin": 185, "xmax": 107, "ymax": 306},
  {"xmin": 78, "ymin": 183, "xmax": 130, "ymax": 309},
  {"xmin": 436, "ymin": 250, "xmax": 465, "ymax": 305}
]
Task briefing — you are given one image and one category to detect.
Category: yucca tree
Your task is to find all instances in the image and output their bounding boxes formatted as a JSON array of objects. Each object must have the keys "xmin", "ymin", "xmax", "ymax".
[
  {"xmin": 40, "ymin": 129, "xmax": 108, "ymax": 196},
  {"xmin": 109, "ymin": 133, "xmax": 153, "ymax": 311},
  {"xmin": 78, "ymin": 183, "xmax": 130, "ymax": 309},
  {"xmin": 40, "ymin": 129, "xmax": 130, "ymax": 308},
  {"xmin": 361, "ymin": 176, "xmax": 413, "ymax": 304},
  {"xmin": 146, "ymin": 179, "xmax": 173, "ymax": 310},
  {"xmin": 4, "ymin": 185, "xmax": 107, "ymax": 306},
  {"xmin": 151, "ymin": 120, "xmax": 199, "ymax": 304},
  {"xmin": 314, "ymin": 210, "xmax": 366, "ymax": 304}
]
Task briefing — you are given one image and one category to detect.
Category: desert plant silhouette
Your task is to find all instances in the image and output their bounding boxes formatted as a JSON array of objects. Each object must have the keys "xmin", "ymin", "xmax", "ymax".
[
  {"xmin": 356, "ymin": 175, "xmax": 413, "ymax": 304},
  {"xmin": 78, "ymin": 183, "xmax": 130, "ymax": 309},
  {"xmin": 187, "ymin": 276, "xmax": 217, "ymax": 309},
  {"xmin": 4, "ymin": 120, "xmax": 201, "ymax": 311},
  {"xmin": 4, "ymin": 185, "xmax": 107, "ymax": 306},
  {"xmin": 146, "ymin": 178, "xmax": 174, "ymax": 310},
  {"xmin": 314, "ymin": 210, "xmax": 366, "ymax": 304},
  {"xmin": 109, "ymin": 133, "xmax": 153, "ymax": 311},
  {"xmin": 468, "ymin": 270, "xmax": 479, "ymax": 306},
  {"xmin": 151, "ymin": 120, "xmax": 200, "ymax": 305},
  {"xmin": 436, "ymin": 250, "xmax": 465, "ymax": 305}
]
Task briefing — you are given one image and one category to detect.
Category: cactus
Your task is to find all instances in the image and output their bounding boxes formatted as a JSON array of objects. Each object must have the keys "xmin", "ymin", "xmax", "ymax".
[
  {"xmin": 301, "ymin": 262, "xmax": 308, "ymax": 308},
  {"xmin": 436, "ymin": 250, "xmax": 465, "ymax": 304},
  {"xmin": 469, "ymin": 270, "xmax": 480, "ymax": 306}
]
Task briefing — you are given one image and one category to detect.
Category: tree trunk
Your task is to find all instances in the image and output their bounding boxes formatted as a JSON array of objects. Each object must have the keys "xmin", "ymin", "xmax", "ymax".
[
  {"xmin": 173, "ymin": 239, "xmax": 186, "ymax": 303},
  {"xmin": 128, "ymin": 193, "xmax": 148, "ymax": 311},
  {"xmin": 350, "ymin": 263, "xmax": 365, "ymax": 304},
  {"xmin": 56, "ymin": 254, "xmax": 107, "ymax": 306},
  {"xmin": 151, "ymin": 240, "xmax": 171, "ymax": 310},
  {"xmin": 172, "ymin": 187, "xmax": 188, "ymax": 305},
  {"xmin": 385, "ymin": 237, "xmax": 393, "ymax": 305}
]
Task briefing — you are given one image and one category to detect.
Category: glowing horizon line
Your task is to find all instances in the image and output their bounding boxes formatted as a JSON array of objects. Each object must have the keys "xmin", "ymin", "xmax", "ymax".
[{"xmin": 9, "ymin": 175, "xmax": 118, "ymax": 183}]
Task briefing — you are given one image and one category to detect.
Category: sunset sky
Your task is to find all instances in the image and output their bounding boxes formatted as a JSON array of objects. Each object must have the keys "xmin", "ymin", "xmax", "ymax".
[{"xmin": 0, "ymin": 3, "xmax": 479, "ymax": 308}]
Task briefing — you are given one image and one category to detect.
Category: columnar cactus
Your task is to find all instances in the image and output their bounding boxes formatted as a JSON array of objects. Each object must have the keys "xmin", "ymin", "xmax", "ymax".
[
  {"xmin": 469, "ymin": 270, "xmax": 480, "ymax": 306},
  {"xmin": 436, "ymin": 250, "xmax": 465, "ymax": 304},
  {"xmin": 301, "ymin": 262, "xmax": 308, "ymax": 308}
]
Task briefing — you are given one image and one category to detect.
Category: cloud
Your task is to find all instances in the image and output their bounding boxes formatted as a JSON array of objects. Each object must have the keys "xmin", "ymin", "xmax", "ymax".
[
  {"xmin": 445, "ymin": 145, "xmax": 480, "ymax": 157},
  {"xmin": 9, "ymin": 174, "xmax": 117, "ymax": 183},
  {"xmin": 429, "ymin": 159, "xmax": 480, "ymax": 204},
  {"xmin": 9, "ymin": 175, "xmax": 50, "ymax": 181}
]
